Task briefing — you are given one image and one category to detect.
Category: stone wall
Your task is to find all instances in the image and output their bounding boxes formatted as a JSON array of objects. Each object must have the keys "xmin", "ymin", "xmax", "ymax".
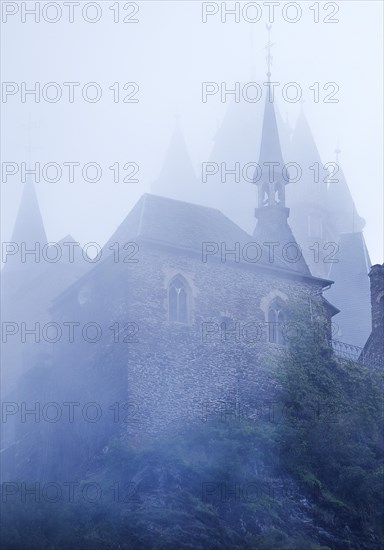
[{"xmin": 48, "ymin": 240, "xmax": 329, "ymax": 440}]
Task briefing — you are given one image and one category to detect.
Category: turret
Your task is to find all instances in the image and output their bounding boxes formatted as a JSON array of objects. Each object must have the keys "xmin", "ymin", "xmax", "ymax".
[{"xmin": 151, "ymin": 119, "xmax": 200, "ymax": 205}]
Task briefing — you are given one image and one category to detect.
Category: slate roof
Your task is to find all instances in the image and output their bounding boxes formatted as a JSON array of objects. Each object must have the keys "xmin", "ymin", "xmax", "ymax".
[
  {"xmin": 11, "ymin": 179, "xmax": 47, "ymax": 246},
  {"xmin": 251, "ymin": 95, "xmax": 312, "ymax": 277},
  {"xmin": 104, "ymin": 193, "xmax": 318, "ymax": 279},
  {"xmin": 209, "ymin": 83, "xmax": 291, "ymax": 166},
  {"xmin": 105, "ymin": 193, "xmax": 249, "ymax": 250},
  {"xmin": 3, "ymin": 179, "xmax": 47, "ymax": 274},
  {"xmin": 151, "ymin": 124, "xmax": 198, "ymax": 196},
  {"xmin": 327, "ymin": 231, "xmax": 372, "ymax": 347},
  {"xmin": 327, "ymin": 166, "xmax": 365, "ymax": 234},
  {"xmin": 253, "ymin": 206, "xmax": 312, "ymax": 276},
  {"xmin": 257, "ymin": 98, "xmax": 287, "ymax": 192},
  {"xmin": 286, "ymin": 109, "xmax": 328, "ymax": 206},
  {"xmin": 204, "ymin": 85, "xmax": 291, "ymax": 235}
]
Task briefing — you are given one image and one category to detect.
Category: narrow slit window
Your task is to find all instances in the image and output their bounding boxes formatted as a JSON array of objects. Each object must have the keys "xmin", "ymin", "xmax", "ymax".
[
  {"xmin": 169, "ymin": 276, "xmax": 189, "ymax": 324},
  {"xmin": 268, "ymin": 299, "xmax": 286, "ymax": 346}
]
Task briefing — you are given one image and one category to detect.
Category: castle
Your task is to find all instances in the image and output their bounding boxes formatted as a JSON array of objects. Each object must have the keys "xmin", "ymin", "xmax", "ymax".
[
  {"xmin": 1, "ymin": 72, "xmax": 382, "ymax": 445},
  {"xmin": 152, "ymin": 90, "xmax": 373, "ymax": 349}
]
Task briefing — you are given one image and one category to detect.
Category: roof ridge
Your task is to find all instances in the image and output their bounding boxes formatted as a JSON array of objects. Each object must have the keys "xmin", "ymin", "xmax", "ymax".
[{"xmin": 144, "ymin": 192, "xmax": 223, "ymax": 215}]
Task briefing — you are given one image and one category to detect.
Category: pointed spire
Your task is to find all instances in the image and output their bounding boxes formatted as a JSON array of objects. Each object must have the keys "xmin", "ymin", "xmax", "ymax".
[
  {"xmin": 252, "ymin": 99, "xmax": 310, "ymax": 275},
  {"xmin": 11, "ymin": 178, "xmax": 47, "ymax": 246},
  {"xmin": 2, "ymin": 177, "xmax": 47, "ymax": 296},
  {"xmin": 255, "ymin": 90, "xmax": 288, "ymax": 211},
  {"xmin": 286, "ymin": 107, "xmax": 329, "ymax": 214},
  {"xmin": 254, "ymin": 25, "xmax": 288, "ymax": 211},
  {"xmin": 252, "ymin": 30, "xmax": 310, "ymax": 276},
  {"xmin": 9, "ymin": 117, "xmax": 46, "ymax": 258},
  {"xmin": 283, "ymin": 110, "xmax": 332, "ymax": 277},
  {"xmin": 151, "ymin": 119, "xmax": 198, "ymax": 203},
  {"xmin": 206, "ymin": 92, "xmax": 265, "ymax": 233},
  {"xmin": 327, "ymin": 162, "xmax": 365, "ymax": 234},
  {"xmin": 327, "ymin": 145, "xmax": 365, "ymax": 233},
  {"xmin": 293, "ymin": 108, "xmax": 320, "ymax": 161},
  {"xmin": 274, "ymin": 105, "xmax": 292, "ymax": 159}
]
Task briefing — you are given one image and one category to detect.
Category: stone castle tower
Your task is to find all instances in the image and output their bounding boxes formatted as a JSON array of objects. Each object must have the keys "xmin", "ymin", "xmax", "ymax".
[
  {"xmin": 153, "ymin": 97, "xmax": 372, "ymax": 349},
  {"xmin": 2, "ymin": 80, "xmax": 378, "ymax": 480},
  {"xmin": 1, "ymin": 178, "xmax": 89, "ymax": 396},
  {"xmin": 40, "ymin": 90, "xmax": 339, "ymax": 443}
]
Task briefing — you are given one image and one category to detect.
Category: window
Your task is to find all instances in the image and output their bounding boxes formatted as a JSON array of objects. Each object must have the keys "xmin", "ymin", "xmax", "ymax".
[
  {"xmin": 268, "ymin": 299, "xmax": 286, "ymax": 346},
  {"xmin": 169, "ymin": 275, "xmax": 189, "ymax": 323}
]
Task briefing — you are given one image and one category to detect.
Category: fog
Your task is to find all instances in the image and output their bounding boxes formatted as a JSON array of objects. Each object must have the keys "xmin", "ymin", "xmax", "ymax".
[
  {"xmin": 1, "ymin": 0, "xmax": 383, "ymax": 262},
  {"xmin": 1, "ymin": 2, "xmax": 383, "ymax": 549}
]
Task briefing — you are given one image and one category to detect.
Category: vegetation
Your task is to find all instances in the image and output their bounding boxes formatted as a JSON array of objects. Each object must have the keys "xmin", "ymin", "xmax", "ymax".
[{"xmin": 2, "ymin": 310, "xmax": 383, "ymax": 549}]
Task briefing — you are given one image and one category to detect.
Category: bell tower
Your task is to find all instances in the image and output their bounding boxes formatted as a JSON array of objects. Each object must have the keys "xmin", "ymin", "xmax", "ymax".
[
  {"xmin": 254, "ymin": 25, "xmax": 289, "ymax": 222},
  {"xmin": 252, "ymin": 27, "xmax": 310, "ymax": 277}
]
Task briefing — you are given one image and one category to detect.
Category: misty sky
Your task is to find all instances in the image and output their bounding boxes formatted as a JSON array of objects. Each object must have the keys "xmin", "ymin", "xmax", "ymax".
[{"xmin": 1, "ymin": 0, "xmax": 383, "ymax": 264}]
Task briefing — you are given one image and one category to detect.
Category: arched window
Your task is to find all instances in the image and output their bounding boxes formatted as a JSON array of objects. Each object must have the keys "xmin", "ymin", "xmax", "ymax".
[
  {"xmin": 268, "ymin": 299, "xmax": 286, "ymax": 346},
  {"xmin": 169, "ymin": 275, "xmax": 189, "ymax": 324}
]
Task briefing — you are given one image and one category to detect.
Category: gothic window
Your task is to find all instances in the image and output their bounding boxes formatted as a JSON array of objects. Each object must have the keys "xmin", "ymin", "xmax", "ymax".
[
  {"xmin": 268, "ymin": 299, "xmax": 286, "ymax": 346},
  {"xmin": 169, "ymin": 275, "xmax": 189, "ymax": 324},
  {"xmin": 274, "ymin": 188, "xmax": 279, "ymax": 204}
]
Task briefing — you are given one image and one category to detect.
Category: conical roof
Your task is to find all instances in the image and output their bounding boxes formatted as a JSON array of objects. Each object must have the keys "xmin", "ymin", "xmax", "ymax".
[
  {"xmin": 151, "ymin": 123, "xmax": 199, "ymax": 205},
  {"xmin": 11, "ymin": 179, "xmax": 47, "ymax": 246},
  {"xmin": 327, "ymin": 166, "xmax": 365, "ymax": 234}
]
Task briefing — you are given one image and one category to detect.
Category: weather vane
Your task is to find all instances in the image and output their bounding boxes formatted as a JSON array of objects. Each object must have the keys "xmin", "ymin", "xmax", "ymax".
[{"xmin": 264, "ymin": 24, "xmax": 275, "ymax": 82}]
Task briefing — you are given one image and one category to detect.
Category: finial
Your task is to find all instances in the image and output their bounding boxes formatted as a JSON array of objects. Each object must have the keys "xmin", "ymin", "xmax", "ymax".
[{"xmin": 264, "ymin": 24, "xmax": 275, "ymax": 82}]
